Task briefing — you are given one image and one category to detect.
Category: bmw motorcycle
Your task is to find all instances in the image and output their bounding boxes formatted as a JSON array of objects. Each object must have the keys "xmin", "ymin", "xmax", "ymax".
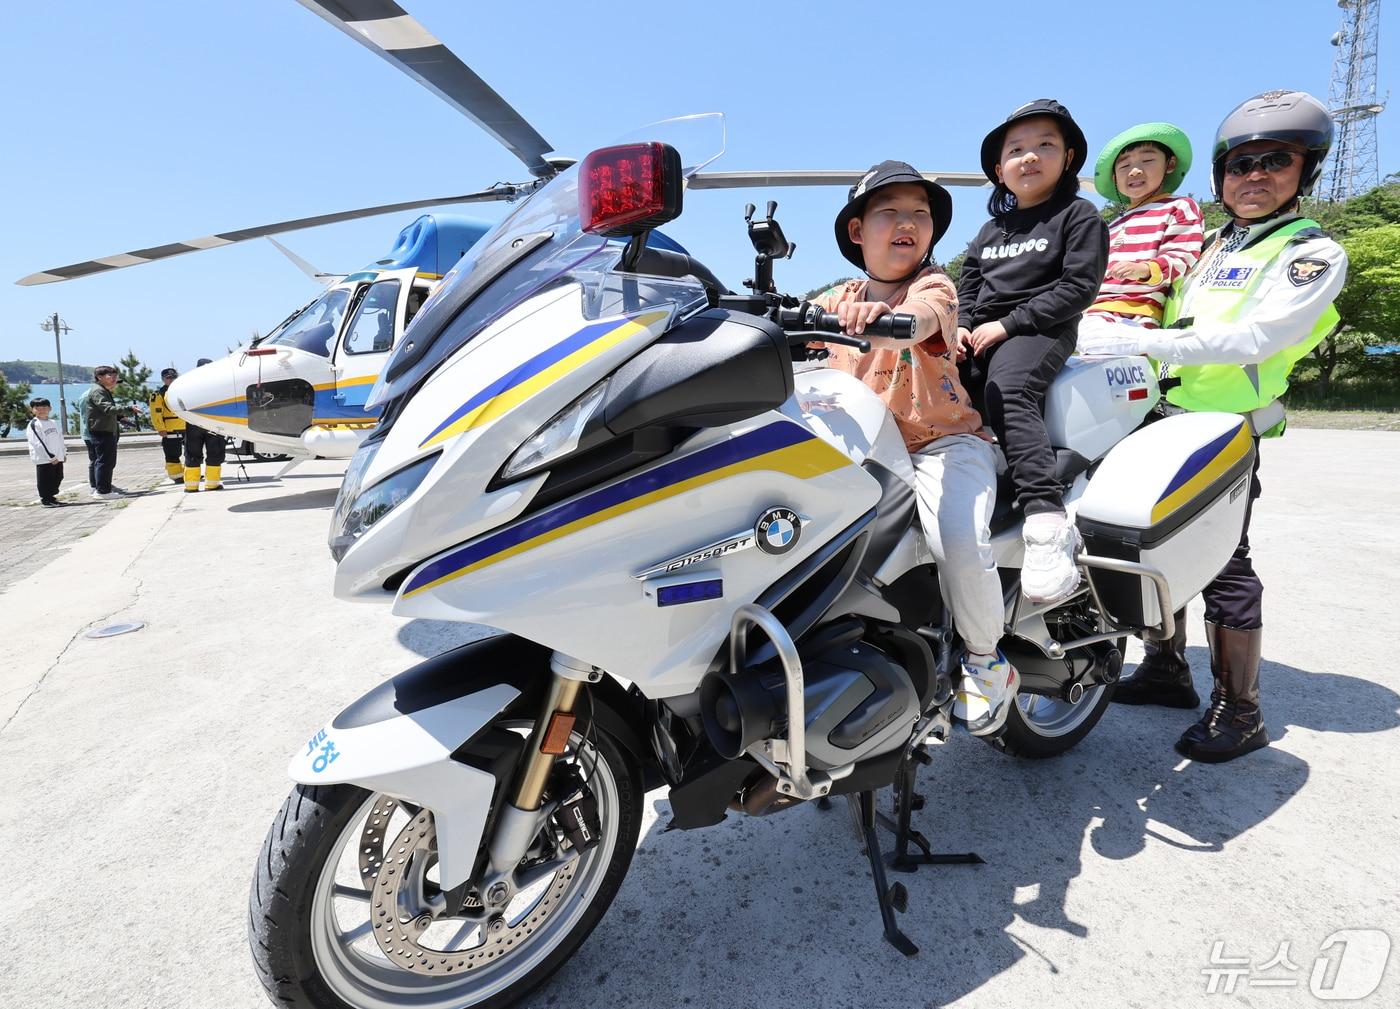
[{"xmin": 250, "ymin": 115, "xmax": 1258, "ymax": 1008}]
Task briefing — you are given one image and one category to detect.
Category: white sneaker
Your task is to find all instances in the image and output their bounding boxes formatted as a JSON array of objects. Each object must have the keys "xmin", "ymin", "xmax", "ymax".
[
  {"xmin": 1021, "ymin": 514, "xmax": 1082, "ymax": 604},
  {"xmin": 90, "ymin": 488, "xmax": 100, "ymax": 498},
  {"xmin": 94, "ymin": 491, "xmax": 120, "ymax": 500},
  {"xmin": 955, "ymin": 651, "xmax": 1021, "ymax": 737},
  {"xmin": 109, "ymin": 485, "xmax": 128, "ymax": 495}
]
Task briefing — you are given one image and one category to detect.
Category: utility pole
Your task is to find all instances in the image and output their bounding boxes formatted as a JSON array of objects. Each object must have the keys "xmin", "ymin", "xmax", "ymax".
[
  {"xmin": 1321, "ymin": 0, "xmax": 1386, "ymax": 202},
  {"xmin": 38, "ymin": 313, "xmax": 74, "ymax": 435}
]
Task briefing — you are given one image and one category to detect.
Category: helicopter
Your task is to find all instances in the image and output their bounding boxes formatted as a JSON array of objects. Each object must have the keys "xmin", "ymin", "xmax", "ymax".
[{"xmin": 14, "ymin": 0, "xmax": 1072, "ymax": 463}]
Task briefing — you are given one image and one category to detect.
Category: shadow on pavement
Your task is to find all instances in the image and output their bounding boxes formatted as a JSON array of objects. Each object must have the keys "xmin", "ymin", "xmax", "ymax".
[
  {"xmin": 521, "ymin": 653, "xmax": 1398, "ymax": 1006},
  {"xmin": 228, "ymin": 488, "xmax": 340, "ymax": 512}
]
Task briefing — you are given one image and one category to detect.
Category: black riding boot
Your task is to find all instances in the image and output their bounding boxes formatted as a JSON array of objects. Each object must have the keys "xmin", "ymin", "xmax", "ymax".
[
  {"xmin": 1175, "ymin": 624, "xmax": 1268, "ymax": 763},
  {"xmin": 1112, "ymin": 608, "xmax": 1198, "ymax": 708}
]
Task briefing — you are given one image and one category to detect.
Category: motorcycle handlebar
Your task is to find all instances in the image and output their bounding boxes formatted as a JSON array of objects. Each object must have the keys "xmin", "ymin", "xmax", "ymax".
[{"xmin": 773, "ymin": 303, "xmax": 916, "ymax": 350}]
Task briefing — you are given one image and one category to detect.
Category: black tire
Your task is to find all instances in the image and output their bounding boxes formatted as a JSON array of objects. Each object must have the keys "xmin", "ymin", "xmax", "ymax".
[
  {"xmin": 983, "ymin": 636, "xmax": 1125, "ymax": 759},
  {"xmin": 249, "ymin": 728, "xmax": 642, "ymax": 1009},
  {"xmin": 984, "ymin": 680, "xmax": 1117, "ymax": 758}
]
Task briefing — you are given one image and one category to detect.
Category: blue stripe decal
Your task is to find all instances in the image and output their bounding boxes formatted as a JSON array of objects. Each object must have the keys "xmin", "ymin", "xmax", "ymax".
[
  {"xmin": 312, "ymin": 387, "xmax": 379, "ymax": 419},
  {"xmin": 404, "ymin": 422, "xmax": 813, "ymax": 595},
  {"xmin": 419, "ymin": 318, "xmax": 627, "ymax": 446},
  {"xmin": 1157, "ymin": 426, "xmax": 1241, "ymax": 502},
  {"xmin": 196, "ymin": 401, "xmax": 248, "ymax": 420}
]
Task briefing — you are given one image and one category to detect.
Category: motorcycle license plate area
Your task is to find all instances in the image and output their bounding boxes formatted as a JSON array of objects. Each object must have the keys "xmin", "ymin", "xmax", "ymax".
[{"xmin": 1075, "ymin": 412, "xmax": 1256, "ymax": 627}]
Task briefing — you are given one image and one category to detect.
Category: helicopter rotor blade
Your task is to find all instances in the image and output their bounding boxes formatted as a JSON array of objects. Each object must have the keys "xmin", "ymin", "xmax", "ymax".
[
  {"xmin": 295, "ymin": 1, "xmax": 555, "ymax": 178},
  {"xmin": 15, "ymin": 186, "xmax": 522, "ymax": 286},
  {"xmin": 688, "ymin": 170, "xmax": 1097, "ymax": 193}
]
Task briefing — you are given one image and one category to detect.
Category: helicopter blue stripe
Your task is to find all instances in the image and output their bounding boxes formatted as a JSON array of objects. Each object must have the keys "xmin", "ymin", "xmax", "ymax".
[
  {"xmin": 418, "ymin": 316, "xmax": 640, "ymax": 447},
  {"xmin": 403, "ymin": 422, "xmax": 816, "ymax": 597}
]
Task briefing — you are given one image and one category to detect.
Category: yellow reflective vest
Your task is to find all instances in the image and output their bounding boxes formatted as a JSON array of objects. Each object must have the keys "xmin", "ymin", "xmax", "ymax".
[
  {"xmin": 149, "ymin": 386, "xmax": 186, "ymax": 434},
  {"xmin": 1160, "ymin": 218, "xmax": 1340, "ymax": 435}
]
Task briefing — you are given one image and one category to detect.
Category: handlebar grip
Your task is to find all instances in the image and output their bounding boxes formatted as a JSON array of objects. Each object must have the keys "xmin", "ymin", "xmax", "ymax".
[{"xmin": 808, "ymin": 310, "xmax": 916, "ymax": 341}]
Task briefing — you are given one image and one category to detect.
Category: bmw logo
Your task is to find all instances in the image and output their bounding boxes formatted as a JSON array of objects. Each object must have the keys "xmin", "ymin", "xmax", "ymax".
[{"xmin": 755, "ymin": 507, "xmax": 801, "ymax": 555}]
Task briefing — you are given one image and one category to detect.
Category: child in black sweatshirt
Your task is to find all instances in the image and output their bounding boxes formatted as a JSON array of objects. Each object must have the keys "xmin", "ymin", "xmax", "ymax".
[{"xmin": 956, "ymin": 99, "xmax": 1108, "ymax": 604}]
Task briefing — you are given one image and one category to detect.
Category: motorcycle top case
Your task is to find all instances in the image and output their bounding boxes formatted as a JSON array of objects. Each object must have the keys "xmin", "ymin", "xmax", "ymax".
[{"xmin": 1075, "ymin": 411, "xmax": 1256, "ymax": 627}]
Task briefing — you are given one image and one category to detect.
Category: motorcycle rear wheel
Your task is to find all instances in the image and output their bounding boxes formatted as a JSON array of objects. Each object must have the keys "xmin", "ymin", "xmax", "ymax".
[
  {"xmin": 986, "ymin": 680, "xmax": 1116, "ymax": 758},
  {"xmin": 248, "ymin": 726, "xmax": 640, "ymax": 1009}
]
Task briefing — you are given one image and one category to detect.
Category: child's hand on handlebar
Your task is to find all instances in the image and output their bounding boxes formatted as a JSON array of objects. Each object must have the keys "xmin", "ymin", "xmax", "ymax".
[{"xmin": 836, "ymin": 300, "xmax": 894, "ymax": 337}]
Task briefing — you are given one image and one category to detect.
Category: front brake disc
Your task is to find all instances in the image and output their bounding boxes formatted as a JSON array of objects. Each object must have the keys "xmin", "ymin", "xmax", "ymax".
[{"xmin": 369, "ymin": 808, "xmax": 576, "ymax": 974}]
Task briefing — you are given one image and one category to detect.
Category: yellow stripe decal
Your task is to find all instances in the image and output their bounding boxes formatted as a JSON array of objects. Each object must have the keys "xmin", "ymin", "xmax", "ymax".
[
  {"xmin": 402, "ymin": 423, "xmax": 848, "ymax": 598},
  {"xmin": 418, "ymin": 310, "xmax": 668, "ymax": 450},
  {"xmin": 1150, "ymin": 422, "xmax": 1252, "ymax": 524}
]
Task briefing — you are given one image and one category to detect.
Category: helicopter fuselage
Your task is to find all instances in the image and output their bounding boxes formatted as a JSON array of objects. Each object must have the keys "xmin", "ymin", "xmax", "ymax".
[{"xmin": 164, "ymin": 214, "xmax": 491, "ymax": 458}]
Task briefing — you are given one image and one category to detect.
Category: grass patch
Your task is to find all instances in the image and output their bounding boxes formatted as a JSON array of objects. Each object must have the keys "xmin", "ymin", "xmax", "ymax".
[{"xmin": 1287, "ymin": 409, "xmax": 1400, "ymax": 432}]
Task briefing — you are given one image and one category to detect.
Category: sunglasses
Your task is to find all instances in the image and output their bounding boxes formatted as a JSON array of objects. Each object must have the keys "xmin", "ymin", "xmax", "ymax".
[{"xmin": 1223, "ymin": 150, "xmax": 1298, "ymax": 177}]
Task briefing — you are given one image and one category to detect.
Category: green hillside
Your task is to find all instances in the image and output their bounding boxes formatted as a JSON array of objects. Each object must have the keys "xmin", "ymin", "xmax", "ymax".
[{"xmin": 0, "ymin": 360, "xmax": 97, "ymax": 383}]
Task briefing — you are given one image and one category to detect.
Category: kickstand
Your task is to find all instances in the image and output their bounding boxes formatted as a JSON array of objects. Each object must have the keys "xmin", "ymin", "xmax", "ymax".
[
  {"xmin": 879, "ymin": 747, "xmax": 984, "ymax": 872},
  {"xmin": 847, "ymin": 790, "xmax": 919, "ymax": 957}
]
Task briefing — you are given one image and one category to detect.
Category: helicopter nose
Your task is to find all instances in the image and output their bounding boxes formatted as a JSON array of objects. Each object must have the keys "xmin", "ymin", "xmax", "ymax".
[{"xmin": 167, "ymin": 358, "xmax": 239, "ymax": 429}]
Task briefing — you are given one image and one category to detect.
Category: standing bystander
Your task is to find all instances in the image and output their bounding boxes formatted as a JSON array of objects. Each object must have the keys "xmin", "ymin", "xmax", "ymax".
[
  {"xmin": 181, "ymin": 358, "xmax": 225, "ymax": 491},
  {"xmin": 149, "ymin": 367, "xmax": 186, "ymax": 483},
  {"xmin": 83, "ymin": 365, "xmax": 126, "ymax": 499},
  {"xmin": 25, "ymin": 397, "xmax": 67, "ymax": 507}
]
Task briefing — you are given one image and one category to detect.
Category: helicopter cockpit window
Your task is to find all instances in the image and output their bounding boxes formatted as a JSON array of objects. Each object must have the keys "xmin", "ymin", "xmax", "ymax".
[
  {"xmin": 404, "ymin": 287, "xmax": 428, "ymax": 328},
  {"xmin": 263, "ymin": 288, "xmax": 351, "ymax": 357},
  {"xmin": 342, "ymin": 279, "xmax": 402, "ymax": 356}
]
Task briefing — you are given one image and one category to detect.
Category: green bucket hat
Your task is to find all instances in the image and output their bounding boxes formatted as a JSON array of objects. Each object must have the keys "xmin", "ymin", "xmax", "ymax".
[{"xmin": 1094, "ymin": 122, "xmax": 1192, "ymax": 203}]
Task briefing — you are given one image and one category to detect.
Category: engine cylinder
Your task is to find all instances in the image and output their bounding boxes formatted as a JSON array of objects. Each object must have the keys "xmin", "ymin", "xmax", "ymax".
[{"xmin": 699, "ymin": 639, "xmax": 918, "ymax": 771}]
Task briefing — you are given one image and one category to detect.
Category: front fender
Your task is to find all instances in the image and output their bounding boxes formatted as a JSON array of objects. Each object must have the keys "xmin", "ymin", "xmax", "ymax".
[{"xmin": 287, "ymin": 635, "xmax": 552, "ymax": 889}]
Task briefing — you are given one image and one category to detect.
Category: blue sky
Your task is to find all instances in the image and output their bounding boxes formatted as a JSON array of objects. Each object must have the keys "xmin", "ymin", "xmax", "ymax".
[{"xmin": 1, "ymin": 0, "xmax": 1391, "ymax": 373}]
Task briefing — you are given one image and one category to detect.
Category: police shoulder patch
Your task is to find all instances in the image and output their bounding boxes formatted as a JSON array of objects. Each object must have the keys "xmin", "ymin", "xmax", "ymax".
[{"xmin": 1287, "ymin": 257, "xmax": 1330, "ymax": 287}]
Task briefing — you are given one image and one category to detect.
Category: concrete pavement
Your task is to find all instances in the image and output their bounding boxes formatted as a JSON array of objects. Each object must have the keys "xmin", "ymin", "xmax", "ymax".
[{"xmin": 0, "ymin": 430, "xmax": 1396, "ymax": 1009}]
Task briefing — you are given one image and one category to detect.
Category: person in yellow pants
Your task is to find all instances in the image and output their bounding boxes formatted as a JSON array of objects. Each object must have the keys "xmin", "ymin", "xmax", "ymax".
[
  {"xmin": 182, "ymin": 358, "xmax": 225, "ymax": 492},
  {"xmin": 149, "ymin": 367, "xmax": 186, "ymax": 483}
]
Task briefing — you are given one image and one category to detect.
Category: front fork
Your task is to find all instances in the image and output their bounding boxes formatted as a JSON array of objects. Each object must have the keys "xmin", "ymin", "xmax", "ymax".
[{"xmin": 479, "ymin": 652, "xmax": 596, "ymax": 909}]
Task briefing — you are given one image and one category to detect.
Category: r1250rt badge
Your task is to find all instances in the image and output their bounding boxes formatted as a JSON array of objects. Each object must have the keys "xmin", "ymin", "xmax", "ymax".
[{"xmin": 756, "ymin": 507, "xmax": 801, "ymax": 555}]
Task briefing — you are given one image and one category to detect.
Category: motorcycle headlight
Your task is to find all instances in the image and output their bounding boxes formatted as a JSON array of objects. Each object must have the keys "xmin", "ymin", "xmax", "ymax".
[
  {"xmin": 499, "ymin": 380, "xmax": 607, "ymax": 481},
  {"xmin": 328, "ymin": 447, "xmax": 439, "ymax": 561}
]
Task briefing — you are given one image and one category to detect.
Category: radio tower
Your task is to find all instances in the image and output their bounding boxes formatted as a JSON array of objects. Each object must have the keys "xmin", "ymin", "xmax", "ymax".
[{"xmin": 1320, "ymin": 0, "xmax": 1386, "ymax": 201}]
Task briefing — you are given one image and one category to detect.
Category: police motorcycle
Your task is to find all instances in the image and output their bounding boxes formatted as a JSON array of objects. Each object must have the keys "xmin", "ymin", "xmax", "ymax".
[{"xmin": 250, "ymin": 112, "xmax": 1259, "ymax": 1008}]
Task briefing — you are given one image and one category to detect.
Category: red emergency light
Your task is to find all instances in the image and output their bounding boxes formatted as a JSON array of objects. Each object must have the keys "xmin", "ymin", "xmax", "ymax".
[
  {"xmin": 246, "ymin": 347, "xmax": 278, "ymax": 357},
  {"xmin": 1128, "ymin": 387, "xmax": 1148, "ymax": 401},
  {"xmin": 579, "ymin": 142, "xmax": 683, "ymax": 238}
]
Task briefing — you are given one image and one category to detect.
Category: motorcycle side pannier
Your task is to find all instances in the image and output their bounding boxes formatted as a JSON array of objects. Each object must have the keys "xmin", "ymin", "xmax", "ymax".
[{"xmin": 1075, "ymin": 412, "xmax": 1256, "ymax": 628}]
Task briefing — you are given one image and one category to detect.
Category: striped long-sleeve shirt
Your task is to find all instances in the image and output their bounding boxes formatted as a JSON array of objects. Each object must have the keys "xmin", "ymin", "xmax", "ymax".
[{"xmin": 1088, "ymin": 195, "xmax": 1204, "ymax": 326}]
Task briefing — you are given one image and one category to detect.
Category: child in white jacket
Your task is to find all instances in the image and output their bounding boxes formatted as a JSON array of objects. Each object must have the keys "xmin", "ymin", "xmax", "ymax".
[{"xmin": 26, "ymin": 397, "xmax": 67, "ymax": 506}]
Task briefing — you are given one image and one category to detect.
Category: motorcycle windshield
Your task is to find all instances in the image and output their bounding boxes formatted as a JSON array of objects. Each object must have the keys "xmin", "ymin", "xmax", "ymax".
[{"xmin": 366, "ymin": 113, "xmax": 726, "ymax": 411}]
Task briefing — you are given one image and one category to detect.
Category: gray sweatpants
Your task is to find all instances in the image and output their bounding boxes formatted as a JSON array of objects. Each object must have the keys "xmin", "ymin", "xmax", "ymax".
[{"xmin": 911, "ymin": 433, "xmax": 1003, "ymax": 655}]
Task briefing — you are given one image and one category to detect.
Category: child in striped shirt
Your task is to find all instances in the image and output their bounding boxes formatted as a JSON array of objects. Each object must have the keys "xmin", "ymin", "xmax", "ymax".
[{"xmin": 1081, "ymin": 123, "xmax": 1203, "ymax": 332}]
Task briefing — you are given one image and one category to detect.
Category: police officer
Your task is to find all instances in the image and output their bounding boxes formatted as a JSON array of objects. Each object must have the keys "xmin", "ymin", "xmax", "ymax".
[
  {"xmin": 1079, "ymin": 91, "xmax": 1347, "ymax": 763},
  {"xmin": 182, "ymin": 358, "xmax": 226, "ymax": 492},
  {"xmin": 149, "ymin": 367, "xmax": 186, "ymax": 483}
]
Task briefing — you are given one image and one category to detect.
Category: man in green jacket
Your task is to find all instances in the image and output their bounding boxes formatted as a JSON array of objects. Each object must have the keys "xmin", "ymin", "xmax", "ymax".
[
  {"xmin": 1079, "ymin": 91, "xmax": 1347, "ymax": 763},
  {"xmin": 83, "ymin": 365, "xmax": 127, "ymax": 499}
]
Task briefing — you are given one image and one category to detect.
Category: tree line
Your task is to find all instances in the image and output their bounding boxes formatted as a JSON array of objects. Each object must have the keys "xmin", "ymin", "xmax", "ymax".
[{"xmin": 0, "ymin": 351, "xmax": 155, "ymax": 437}]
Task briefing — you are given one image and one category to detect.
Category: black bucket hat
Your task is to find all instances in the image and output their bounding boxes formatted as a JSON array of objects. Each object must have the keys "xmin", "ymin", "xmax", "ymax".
[
  {"xmin": 980, "ymin": 99, "xmax": 1089, "ymax": 183},
  {"xmin": 834, "ymin": 160, "xmax": 953, "ymax": 271}
]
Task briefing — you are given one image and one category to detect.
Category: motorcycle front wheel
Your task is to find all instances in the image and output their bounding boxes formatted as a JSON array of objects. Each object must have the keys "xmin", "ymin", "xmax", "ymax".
[{"xmin": 248, "ymin": 725, "xmax": 641, "ymax": 1009}]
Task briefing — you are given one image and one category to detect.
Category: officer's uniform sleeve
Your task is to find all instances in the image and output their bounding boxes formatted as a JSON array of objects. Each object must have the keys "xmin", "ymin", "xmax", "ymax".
[{"xmin": 1140, "ymin": 237, "xmax": 1348, "ymax": 366}]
